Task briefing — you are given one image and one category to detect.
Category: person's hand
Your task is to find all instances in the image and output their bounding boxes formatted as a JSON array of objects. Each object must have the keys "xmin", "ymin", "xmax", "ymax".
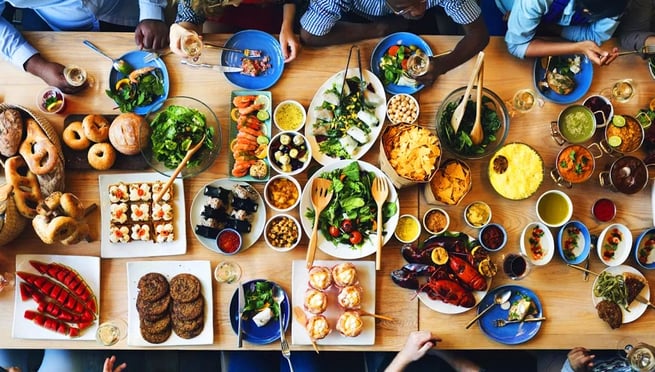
[
  {"xmin": 599, "ymin": 47, "xmax": 619, "ymax": 66},
  {"xmin": 567, "ymin": 347, "xmax": 594, "ymax": 372},
  {"xmin": 279, "ymin": 29, "xmax": 300, "ymax": 63},
  {"xmin": 385, "ymin": 330, "xmax": 440, "ymax": 372},
  {"xmin": 103, "ymin": 355, "xmax": 126, "ymax": 372},
  {"xmin": 169, "ymin": 23, "xmax": 202, "ymax": 57},
  {"xmin": 577, "ymin": 40, "xmax": 613, "ymax": 66},
  {"xmin": 24, "ymin": 54, "xmax": 85, "ymax": 94},
  {"xmin": 135, "ymin": 19, "xmax": 169, "ymax": 50}
]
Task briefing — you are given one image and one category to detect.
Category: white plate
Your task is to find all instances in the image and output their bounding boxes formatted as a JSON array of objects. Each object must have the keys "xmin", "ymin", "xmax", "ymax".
[
  {"xmin": 126, "ymin": 260, "xmax": 213, "ymax": 346},
  {"xmin": 291, "ymin": 260, "xmax": 375, "ymax": 345},
  {"xmin": 99, "ymin": 172, "xmax": 186, "ymax": 258},
  {"xmin": 591, "ymin": 265, "xmax": 649, "ymax": 324},
  {"xmin": 13, "ymin": 254, "xmax": 100, "ymax": 340},
  {"xmin": 520, "ymin": 222, "xmax": 554, "ymax": 266},
  {"xmin": 190, "ymin": 178, "xmax": 266, "ymax": 253},
  {"xmin": 597, "ymin": 223, "xmax": 632, "ymax": 266},
  {"xmin": 305, "ymin": 68, "xmax": 387, "ymax": 166},
  {"xmin": 299, "ymin": 160, "xmax": 399, "ymax": 260}
]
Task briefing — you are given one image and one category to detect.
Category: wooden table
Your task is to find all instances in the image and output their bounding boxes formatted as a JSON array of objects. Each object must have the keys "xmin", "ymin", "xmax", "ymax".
[{"xmin": 0, "ymin": 32, "xmax": 654, "ymax": 351}]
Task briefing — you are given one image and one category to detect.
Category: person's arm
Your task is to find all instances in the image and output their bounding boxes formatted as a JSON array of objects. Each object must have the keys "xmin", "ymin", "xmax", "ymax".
[
  {"xmin": 618, "ymin": 0, "xmax": 655, "ymax": 52},
  {"xmin": 103, "ymin": 355, "xmax": 126, "ymax": 372},
  {"xmin": 135, "ymin": 0, "xmax": 169, "ymax": 50},
  {"xmin": 169, "ymin": 0, "xmax": 205, "ymax": 57},
  {"xmin": 279, "ymin": 2, "xmax": 301, "ymax": 62},
  {"xmin": 385, "ymin": 331, "xmax": 439, "ymax": 372},
  {"xmin": 563, "ymin": 347, "xmax": 594, "ymax": 372},
  {"xmin": 523, "ymin": 39, "xmax": 615, "ymax": 65}
]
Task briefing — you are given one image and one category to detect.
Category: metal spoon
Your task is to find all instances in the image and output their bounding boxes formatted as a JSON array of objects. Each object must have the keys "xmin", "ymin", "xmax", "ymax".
[
  {"xmin": 537, "ymin": 56, "xmax": 552, "ymax": 92},
  {"xmin": 494, "ymin": 316, "xmax": 546, "ymax": 327},
  {"xmin": 83, "ymin": 40, "xmax": 134, "ymax": 74},
  {"xmin": 465, "ymin": 289, "xmax": 512, "ymax": 329}
]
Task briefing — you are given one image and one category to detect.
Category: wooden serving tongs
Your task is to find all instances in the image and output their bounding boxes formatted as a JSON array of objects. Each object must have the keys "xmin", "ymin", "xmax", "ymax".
[{"xmin": 450, "ymin": 51, "xmax": 485, "ymax": 134}]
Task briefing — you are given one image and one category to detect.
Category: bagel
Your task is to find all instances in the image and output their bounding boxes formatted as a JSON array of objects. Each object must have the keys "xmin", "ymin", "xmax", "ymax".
[
  {"xmin": 19, "ymin": 118, "xmax": 58, "ymax": 175},
  {"xmin": 5, "ymin": 156, "xmax": 42, "ymax": 218},
  {"xmin": 32, "ymin": 214, "xmax": 77, "ymax": 244},
  {"xmin": 62, "ymin": 121, "xmax": 91, "ymax": 151},
  {"xmin": 82, "ymin": 115, "xmax": 110, "ymax": 143},
  {"xmin": 87, "ymin": 142, "xmax": 116, "ymax": 170}
]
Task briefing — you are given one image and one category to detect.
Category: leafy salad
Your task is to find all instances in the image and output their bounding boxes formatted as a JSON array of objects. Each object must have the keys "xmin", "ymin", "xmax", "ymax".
[
  {"xmin": 440, "ymin": 97, "xmax": 502, "ymax": 156},
  {"xmin": 149, "ymin": 105, "xmax": 216, "ymax": 168},
  {"xmin": 106, "ymin": 68, "xmax": 164, "ymax": 113},
  {"xmin": 305, "ymin": 161, "xmax": 397, "ymax": 249},
  {"xmin": 242, "ymin": 281, "xmax": 279, "ymax": 321},
  {"xmin": 379, "ymin": 44, "xmax": 420, "ymax": 87}
]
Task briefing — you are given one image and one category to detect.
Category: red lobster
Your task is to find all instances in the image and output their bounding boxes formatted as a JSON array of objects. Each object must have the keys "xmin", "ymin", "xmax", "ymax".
[
  {"xmin": 24, "ymin": 310, "xmax": 81, "ymax": 337},
  {"xmin": 29, "ymin": 260, "xmax": 97, "ymax": 313},
  {"xmin": 20, "ymin": 283, "xmax": 94, "ymax": 327},
  {"xmin": 448, "ymin": 255, "xmax": 487, "ymax": 291},
  {"xmin": 17, "ymin": 271, "xmax": 96, "ymax": 319},
  {"xmin": 421, "ymin": 279, "xmax": 476, "ymax": 308}
]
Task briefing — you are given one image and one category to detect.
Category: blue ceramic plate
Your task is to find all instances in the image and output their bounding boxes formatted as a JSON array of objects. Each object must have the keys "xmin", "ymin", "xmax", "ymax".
[
  {"xmin": 229, "ymin": 279, "xmax": 290, "ymax": 345},
  {"xmin": 533, "ymin": 55, "xmax": 593, "ymax": 104},
  {"xmin": 221, "ymin": 30, "xmax": 284, "ymax": 90},
  {"xmin": 370, "ymin": 32, "xmax": 433, "ymax": 95},
  {"xmin": 635, "ymin": 227, "xmax": 655, "ymax": 269},
  {"xmin": 477, "ymin": 285, "xmax": 543, "ymax": 345},
  {"xmin": 557, "ymin": 220, "xmax": 591, "ymax": 265},
  {"xmin": 108, "ymin": 50, "xmax": 170, "ymax": 115}
]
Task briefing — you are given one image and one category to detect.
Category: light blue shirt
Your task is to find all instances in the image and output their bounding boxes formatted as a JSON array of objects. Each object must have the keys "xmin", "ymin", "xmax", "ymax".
[
  {"xmin": 496, "ymin": 0, "xmax": 620, "ymax": 58},
  {"xmin": 0, "ymin": 0, "xmax": 166, "ymax": 70},
  {"xmin": 300, "ymin": 0, "xmax": 481, "ymax": 36}
]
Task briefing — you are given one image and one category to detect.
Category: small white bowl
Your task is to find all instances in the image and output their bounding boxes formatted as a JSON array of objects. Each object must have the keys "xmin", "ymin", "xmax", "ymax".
[
  {"xmin": 520, "ymin": 222, "xmax": 554, "ymax": 266},
  {"xmin": 464, "ymin": 201, "xmax": 491, "ymax": 228},
  {"xmin": 386, "ymin": 93, "xmax": 419, "ymax": 124},
  {"xmin": 274, "ymin": 100, "xmax": 306, "ymax": 131},
  {"xmin": 264, "ymin": 174, "xmax": 301, "ymax": 213},
  {"xmin": 394, "ymin": 214, "xmax": 421, "ymax": 243},
  {"xmin": 268, "ymin": 131, "xmax": 312, "ymax": 176},
  {"xmin": 264, "ymin": 214, "xmax": 302, "ymax": 252},
  {"xmin": 422, "ymin": 208, "xmax": 450, "ymax": 235},
  {"xmin": 597, "ymin": 223, "xmax": 632, "ymax": 266}
]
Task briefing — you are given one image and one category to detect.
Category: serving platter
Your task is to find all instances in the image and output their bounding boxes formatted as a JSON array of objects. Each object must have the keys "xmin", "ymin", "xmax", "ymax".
[
  {"xmin": 532, "ymin": 55, "xmax": 593, "ymax": 104},
  {"xmin": 98, "ymin": 172, "xmax": 186, "ymax": 258},
  {"xmin": 291, "ymin": 260, "xmax": 375, "ymax": 346},
  {"xmin": 126, "ymin": 260, "xmax": 213, "ymax": 346},
  {"xmin": 305, "ymin": 68, "xmax": 387, "ymax": 166},
  {"xmin": 13, "ymin": 254, "xmax": 100, "ymax": 341},
  {"xmin": 221, "ymin": 30, "xmax": 284, "ymax": 90},
  {"xmin": 591, "ymin": 265, "xmax": 649, "ymax": 324},
  {"xmin": 298, "ymin": 160, "xmax": 399, "ymax": 260}
]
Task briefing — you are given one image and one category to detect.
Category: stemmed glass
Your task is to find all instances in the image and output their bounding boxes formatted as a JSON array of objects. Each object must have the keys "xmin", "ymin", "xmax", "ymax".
[
  {"xmin": 506, "ymin": 88, "xmax": 543, "ymax": 117},
  {"xmin": 617, "ymin": 338, "xmax": 655, "ymax": 372},
  {"xmin": 601, "ymin": 79, "xmax": 636, "ymax": 103},
  {"xmin": 182, "ymin": 33, "xmax": 203, "ymax": 61}
]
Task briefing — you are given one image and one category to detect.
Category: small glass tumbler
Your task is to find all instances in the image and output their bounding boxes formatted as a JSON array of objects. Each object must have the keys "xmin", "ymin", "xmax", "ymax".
[
  {"xmin": 182, "ymin": 33, "xmax": 203, "ymax": 61},
  {"xmin": 96, "ymin": 319, "xmax": 127, "ymax": 346},
  {"xmin": 63, "ymin": 65, "xmax": 88, "ymax": 87},
  {"xmin": 502, "ymin": 253, "xmax": 531, "ymax": 280},
  {"xmin": 214, "ymin": 261, "xmax": 242, "ymax": 284}
]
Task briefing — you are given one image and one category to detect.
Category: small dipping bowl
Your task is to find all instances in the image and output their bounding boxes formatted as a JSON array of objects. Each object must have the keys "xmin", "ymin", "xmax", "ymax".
[
  {"xmin": 423, "ymin": 208, "xmax": 450, "ymax": 235},
  {"xmin": 583, "ymin": 95, "xmax": 613, "ymax": 128},
  {"xmin": 479, "ymin": 223, "xmax": 507, "ymax": 252},
  {"xmin": 386, "ymin": 93, "xmax": 420, "ymax": 124},
  {"xmin": 274, "ymin": 100, "xmax": 306, "ymax": 131},
  {"xmin": 216, "ymin": 228, "xmax": 242, "ymax": 255},
  {"xmin": 557, "ymin": 220, "xmax": 591, "ymax": 265},
  {"xmin": 264, "ymin": 174, "xmax": 301, "ymax": 212},
  {"xmin": 36, "ymin": 86, "xmax": 65, "ymax": 114},
  {"xmin": 592, "ymin": 198, "xmax": 616, "ymax": 222},
  {"xmin": 634, "ymin": 227, "xmax": 655, "ymax": 269},
  {"xmin": 264, "ymin": 214, "xmax": 301, "ymax": 252},
  {"xmin": 395, "ymin": 214, "xmax": 421, "ymax": 243},
  {"xmin": 464, "ymin": 201, "xmax": 492, "ymax": 228}
]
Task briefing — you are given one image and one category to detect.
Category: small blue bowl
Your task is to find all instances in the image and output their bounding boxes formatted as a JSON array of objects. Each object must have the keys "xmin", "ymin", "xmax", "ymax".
[
  {"xmin": 557, "ymin": 220, "xmax": 591, "ymax": 264},
  {"xmin": 634, "ymin": 228, "xmax": 655, "ymax": 269},
  {"xmin": 479, "ymin": 223, "xmax": 507, "ymax": 252}
]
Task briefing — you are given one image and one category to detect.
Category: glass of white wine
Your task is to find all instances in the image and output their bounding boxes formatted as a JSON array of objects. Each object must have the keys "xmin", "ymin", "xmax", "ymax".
[
  {"xmin": 601, "ymin": 79, "xmax": 636, "ymax": 103},
  {"xmin": 182, "ymin": 33, "xmax": 203, "ymax": 61},
  {"xmin": 406, "ymin": 49, "xmax": 430, "ymax": 79}
]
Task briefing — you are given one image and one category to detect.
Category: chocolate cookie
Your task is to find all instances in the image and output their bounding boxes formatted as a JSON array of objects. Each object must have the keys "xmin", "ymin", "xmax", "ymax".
[
  {"xmin": 172, "ymin": 295, "xmax": 204, "ymax": 321},
  {"xmin": 137, "ymin": 292, "xmax": 171, "ymax": 320},
  {"xmin": 137, "ymin": 272, "xmax": 169, "ymax": 302},
  {"xmin": 169, "ymin": 273, "xmax": 200, "ymax": 303},
  {"xmin": 172, "ymin": 313, "xmax": 204, "ymax": 339},
  {"xmin": 140, "ymin": 314, "xmax": 171, "ymax": 334},
  {"xmin": 141, "ymin": 323, "xmax": 172, "ymax": 344}
]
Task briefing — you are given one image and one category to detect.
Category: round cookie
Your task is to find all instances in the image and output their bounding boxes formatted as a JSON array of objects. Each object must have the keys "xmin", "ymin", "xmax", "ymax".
[
  {"xmin": 141, "ymin": 323, "xmax": 172, "ymax": 344},
  {"xmin": 172, "ymin": 295, "xmax": 204, "ymax": 321},
  {"xmin": 137, "ymin": 272, "xmax": 170, "ymax": 302},
  {"xmin": 141, "ymin": 314, "xmax": 171, "ymax": 334},
  {"xmin": 137, "ymin": 293, "xmax": 171, "ymax": 321},
  {"xmin": 169, "ymin": 273, "xmax": 201, "ymax": 303},
  {"xmin": 172, "ymin": 313, "xmax": 204, "ymax": 339}
]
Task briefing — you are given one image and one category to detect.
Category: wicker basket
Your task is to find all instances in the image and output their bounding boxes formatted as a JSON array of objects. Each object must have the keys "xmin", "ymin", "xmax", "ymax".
[{"xmin": 0, "ymin": 191, "xmax": 27, "ymax": 246}]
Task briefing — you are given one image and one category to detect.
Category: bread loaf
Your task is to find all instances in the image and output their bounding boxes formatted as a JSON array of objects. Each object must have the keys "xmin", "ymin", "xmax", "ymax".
[
  {"xmin": 109, "ymin": 113, "xmax": 150, "ymax": 155},
  {"xmin": 0, "ymin": 108, "xmax": 24, "ymax": 157}
]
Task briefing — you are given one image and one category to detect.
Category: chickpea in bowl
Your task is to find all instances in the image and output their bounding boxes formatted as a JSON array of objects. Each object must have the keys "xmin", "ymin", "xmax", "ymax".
[
  {"xmin": 387, "ymin": 93, "xmax": 419, "ymax": 124},
  {"xmin": 264, "ymin": 174, "xmax": 301, "ymax": 212},
  {"xmin": 265, "ymin": 214, "xmax": 301, "ymax": 252}
]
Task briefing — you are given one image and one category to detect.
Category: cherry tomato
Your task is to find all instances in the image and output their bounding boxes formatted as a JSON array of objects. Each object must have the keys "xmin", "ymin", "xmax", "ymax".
[
  {"xmin": 387, "ymin": 45, "xmax": 400, "ymax": 57},
  {"xmin": 349, "ymin": 231, "xmax": 363, "ymax": 245},
  {"xmin": 401, "ymin": 58, "xmax": 408, "ymax": 71},
  {"xmin": 340, "ymin": 219, "xmax": 354, "ymax": 233},
  {"xmin": 328, "ymin": 226, "xmax": 340, "ymax": 237}
]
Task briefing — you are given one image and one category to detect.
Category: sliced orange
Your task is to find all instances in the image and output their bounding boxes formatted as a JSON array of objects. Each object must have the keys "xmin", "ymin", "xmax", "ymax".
[{"xmin": 230, "ymin": 107, "xmax": 240, "ymax": 122}]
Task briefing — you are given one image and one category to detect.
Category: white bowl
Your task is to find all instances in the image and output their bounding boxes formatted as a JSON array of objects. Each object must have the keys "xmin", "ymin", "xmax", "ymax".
[
  {"xmin": 394, "ymin": 214, "xmax": 421, "ymax": 243},
  {"xmin": 520, "ymin": 222, "xmax": 554, "ymax": 266},
  {"xmin": 386, "ymin": 93, "xmax": 419, "ymax": 124},
  {"xmin": 597, "ymin": 223, "xmax": 632, "ymax": 266},
  {"xmin": 274, "ymin": 100, "xmax": 306, "ymax": 131},
  {"xmin": 268, "ymin": 131, "xmax": 312, "ymax": 176},
  {"xmin": 463, "ymin": 201, "xmax": 491, "ymax": 228},
  {"xmin": 264, "ymin": 174, "xmax": 301, "ymax": 213},
  {"xmin": 264, "ymin": 214, "xmax": 302, "ymax": 252},
  {"xmin": 422, "ymin": 208, "xmax": 450, "ymax": 235}
]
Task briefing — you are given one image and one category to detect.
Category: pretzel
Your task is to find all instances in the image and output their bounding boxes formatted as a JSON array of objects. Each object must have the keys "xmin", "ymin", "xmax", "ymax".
[
  {"xmin": 61, "ymin": 222, "xmax": 90, "ymax": 245},
  {"xmin": 32, "ymin": 215, "xmax": 77, "ymax": 244},
  {"xmin": 36, "ymin": 191, "xmax": 85, "ymax": 221},
  {"xmin": 5, "ymin": 156, "xmax": 42, "ymax": 218},
  {"xmin": 19, "ymin": 118, "xmax": 58, "ymax": 175}
]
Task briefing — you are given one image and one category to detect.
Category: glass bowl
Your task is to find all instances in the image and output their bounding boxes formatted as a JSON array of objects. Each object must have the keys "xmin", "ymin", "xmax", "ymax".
[
  {"xmin": 142, "ymin": 96, "xmax": 221, "ymax": 178},
  {"xmin": 435, "ymin": 86, "xmax": 509, "ymax": 159}
]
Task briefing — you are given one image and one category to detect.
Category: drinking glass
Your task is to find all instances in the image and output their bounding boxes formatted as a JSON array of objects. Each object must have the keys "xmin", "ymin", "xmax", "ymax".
[
  {"xmin": 214, "ymin": 261, "xmax": 241, "ymax": 284},
  {"xmin": 182, "ymin": 33, "xmax": 203, "ymax": 61},
  {"xmin": 617, "ymin": 338, "xmax": 655, "ymax": 372},
  {"xmin": 96, "ymin": 319, "xmax": 127, "ymax": 346},
  {"xmin": 507, "ymin": 88, "xmax": 543, "ymax": 117},
  {"xmin": 63, "ymin": 65, "xmax": 88, "ymax": 87},
  {"xmin": 0, "ymin": 272, "xmax": 15, "ymax": 294},
  {"xmin": 406, "ymin": 49, "xmax": 430, "ymax": 79},
  {"xmin": 601, "ymin": 79, "xmax": 636, "ymax": 103},
  {"xmin": 502, "ymin": 253, "xmax": 531, "ymax": 280}
]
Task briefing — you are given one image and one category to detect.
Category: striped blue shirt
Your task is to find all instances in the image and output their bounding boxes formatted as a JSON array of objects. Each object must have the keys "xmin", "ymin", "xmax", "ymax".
[{"xmin": 300, "ymin": 0, "xmax": 481, "ymax": 36}]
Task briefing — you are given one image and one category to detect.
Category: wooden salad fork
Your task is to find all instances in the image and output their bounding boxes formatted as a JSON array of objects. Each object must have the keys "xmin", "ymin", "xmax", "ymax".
[
  {"xmin": 371, "ymin": 176, "xmax": 389, "ymax": 271},
  {"xmin": 306, "ymin": 178, "xmax": 333, "ymax": 269}
]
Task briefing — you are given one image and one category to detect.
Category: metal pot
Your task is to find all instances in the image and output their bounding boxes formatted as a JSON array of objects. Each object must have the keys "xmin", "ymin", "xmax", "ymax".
[
  {"xmin": 550, "ymin": 143, "xmax": 603, "ymax": 188},
  {"xmin": 550, "ymin": 105, "xmax": 596, "ymax": 145},
  {"xmin": 599, "ymin": 155, "xmax": 655, "ymax": 194},
  {"xmin": 600, "ymin": 115, "xmax": 644, "ymax": 157}
]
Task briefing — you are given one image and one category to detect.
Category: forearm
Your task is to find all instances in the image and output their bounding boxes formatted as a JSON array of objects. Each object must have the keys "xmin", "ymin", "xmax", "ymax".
[
  {"xmin": 281, "ymin": 3, "xmax": 296, "ymax": 35},
  {"xmin": 432, "ymin": 18, "xmax": 488, "ymax": 76},
  {"xmin": 301, "ymin": 22, "xmax": 386, "ymax": 47},
  {"xmin": 384, "ymin": 355, "xmax": 409, "ymax": 372},
  {"xmin": 524, "ymin": 39, "xmax": 585, "ymax": 58}
]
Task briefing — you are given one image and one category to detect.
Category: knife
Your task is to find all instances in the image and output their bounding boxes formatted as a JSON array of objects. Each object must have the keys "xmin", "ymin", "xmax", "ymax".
[
  {"xmin": 181, "ymin": 59, "xmax": 242, "ymax": 73},
  {"xmin": 635, "ymin": 294, "xmax": 655, "ymax": 310},
  {"xmin": 237, "ymin": 281, "xmax": 245, "ymax": 348}
]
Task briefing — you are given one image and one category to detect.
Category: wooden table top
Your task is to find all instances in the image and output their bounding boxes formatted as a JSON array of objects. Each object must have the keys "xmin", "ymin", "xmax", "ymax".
[{"xmin": 0, "ymin": 31, "xmax": 654, "ymax": 351}]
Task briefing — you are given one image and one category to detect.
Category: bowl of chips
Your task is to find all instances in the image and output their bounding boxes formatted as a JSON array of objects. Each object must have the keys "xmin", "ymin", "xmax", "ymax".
[
  {"xmin": 424, "ymin": 158, "xmax": 472, "ymax": 206},
  {"xmin": 379, "ymin": 123, "xmax": 442, "ymax": 188}
]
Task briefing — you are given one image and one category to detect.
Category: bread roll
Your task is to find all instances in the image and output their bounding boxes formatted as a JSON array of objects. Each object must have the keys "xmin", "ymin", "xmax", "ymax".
[
  {"xmin": 108, "ymin": 113, "xmax": 150, "ymax": 155},
  {"xmin": 0, "ymin": 108, "xmax": 23, "ymax": 157}
]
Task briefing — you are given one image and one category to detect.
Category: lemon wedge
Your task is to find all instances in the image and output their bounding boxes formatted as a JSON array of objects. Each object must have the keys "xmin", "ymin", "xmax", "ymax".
[
  {"xmin": 230, "ymin": 107, "xmax": 240, "ymax": 122},
  {"xmin": 478, "ymin": 258, "xmax": 497, "ymax": 277},
  {"xmin": 612, "ymin": 115, "xmax": 626, "ymax": 127},
  {"xmin": 255, "ymin": 143, "xmax": 268, "ymax": 159},
  {"xmin": 115, "ymin": 78, "xmax": 131, "ymax": 91},
  {"xmin": 608, "ymin": 135, "xmax": 622, "ymax": 147},
  {"xmin": 431, "ymin": 247, "xmax": 449, "ymax": 265},
  {"xmin": 46, "ymin": 100, "xmax": 63, "ymax": 112},
  {"xmin": 254, "ymin": 95, "xmax": 270, "ymax": 111}
]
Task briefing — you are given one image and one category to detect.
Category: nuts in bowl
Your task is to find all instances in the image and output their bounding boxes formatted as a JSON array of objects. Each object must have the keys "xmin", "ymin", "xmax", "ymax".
[
  {"xmin": 264, "ymin": 174, "xmax": 301, "ymax": 212},
  {"xmin": 265, "ymin": 214, "xmax": 301, "ymax": 252},
  {"xmin": 387, "ymin": 93, "xmax": 419, "ymax": 124},
  {"xmin": 269, "ymin": 131, "xmax": 311, "ymax": 175}
]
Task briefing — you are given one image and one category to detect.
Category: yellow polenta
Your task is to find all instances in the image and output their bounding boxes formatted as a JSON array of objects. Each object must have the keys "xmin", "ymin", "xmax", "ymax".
[{"xmin": 488, "ymin": 143, "xmax": 543, "ymax": 200}]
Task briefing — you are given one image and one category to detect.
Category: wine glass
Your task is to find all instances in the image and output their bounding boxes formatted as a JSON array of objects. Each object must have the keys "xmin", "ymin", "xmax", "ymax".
[
  {"xmin": 506, "ymin": 88, "xmax": 543, "ymax": 117},
  {"xmin": 406, "ymin": 49, "xmax": 430, "ymax": 79},
  {"xmin": 617, "ymin": 338, "xmax": 655, "ymax": 372},
  {"xmin": 601, "ymin": 79, "xmax": 636, "ymax": 103},
  {"xmin": 182, "ymin": 33, "xmax": 203, "ymax": 61}
]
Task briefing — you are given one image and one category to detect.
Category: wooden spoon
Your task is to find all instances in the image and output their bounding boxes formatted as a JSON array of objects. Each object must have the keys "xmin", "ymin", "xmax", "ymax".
[
  {"xmin": 306, "ymin": 178, "xmax": 333, "ymax": 269},
  {"xmin": 450, "ymin": 51, "xmax": 485, "ymax": 133},
  {"xmin": 469, "ymin": 62, "xmax": 485, "ymax": 146},
  {"xmin": 153, "ymin": 134, "xmax": 205, "ymax": 204},
  {"xmin": 292, "ymin": 306, "xmax": 319, "ymax": 354}
]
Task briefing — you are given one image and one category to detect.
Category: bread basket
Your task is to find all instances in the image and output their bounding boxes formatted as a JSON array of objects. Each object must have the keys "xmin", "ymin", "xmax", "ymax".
[{"xmin": 0, "ymin": 184, "xmax": 27, "ymax": 246}]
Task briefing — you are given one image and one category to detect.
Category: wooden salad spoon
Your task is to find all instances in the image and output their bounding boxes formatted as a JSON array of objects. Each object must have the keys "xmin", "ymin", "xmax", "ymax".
[
  {"xmin": 469, "ymin": 61, "xmax": 485, "ymax": 146},
  {"xmin": 153, "ymin": 134, "xmax": 205, "ymax": 204},
  {"xmin": 306, "ymin": 178, "xmax": 333, "ymax": 269}
]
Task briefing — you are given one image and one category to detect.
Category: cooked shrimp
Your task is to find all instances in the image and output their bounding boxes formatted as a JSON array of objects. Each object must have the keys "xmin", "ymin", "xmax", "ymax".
[
  {"xmin": 129, "ymin": 66, "xmax": 156, "ymax": 83},
  {"xmin": 232, "ymin": 95, "xmax": 257, "ymax": 108}
]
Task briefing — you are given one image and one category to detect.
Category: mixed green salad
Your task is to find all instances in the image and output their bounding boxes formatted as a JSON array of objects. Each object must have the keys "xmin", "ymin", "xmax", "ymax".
[
  {"xmin": 106, "ymin": 68, "xmax": 164, "ymax": 113},
  {"xmin": 149, "ymin": 105, "xmax": 215, "ymax": 168},
  {"xmin": 242, "ymin": 281, "xmax": 280, "ymax": 320},
  {"xmin": 379, "ymin": 44, "xmax": 420, "ymax": 87},
  {"xmin": 305, "ymin": 161, "xmax": 397, "ymax": 248},
  {"xmin": 440, "ymin": 97, "xmax": 502, "ymax": 156}
]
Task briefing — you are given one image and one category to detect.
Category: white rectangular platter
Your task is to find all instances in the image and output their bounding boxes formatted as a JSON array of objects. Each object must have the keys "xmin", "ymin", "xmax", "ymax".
[
  {"xmin": 291, "ymin": 259, "xmax": 375, "ymax": 345},
  {"xmin": 13, "ymin": 254, "xmax": 100, "ymax": 340},
  {"xmin": 99, "ymin": 172, "xmax": 186, "ymax": 258},
  {"xmin": 126, "ymin": 260, "xmax": 213, "ymax": 346}
]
